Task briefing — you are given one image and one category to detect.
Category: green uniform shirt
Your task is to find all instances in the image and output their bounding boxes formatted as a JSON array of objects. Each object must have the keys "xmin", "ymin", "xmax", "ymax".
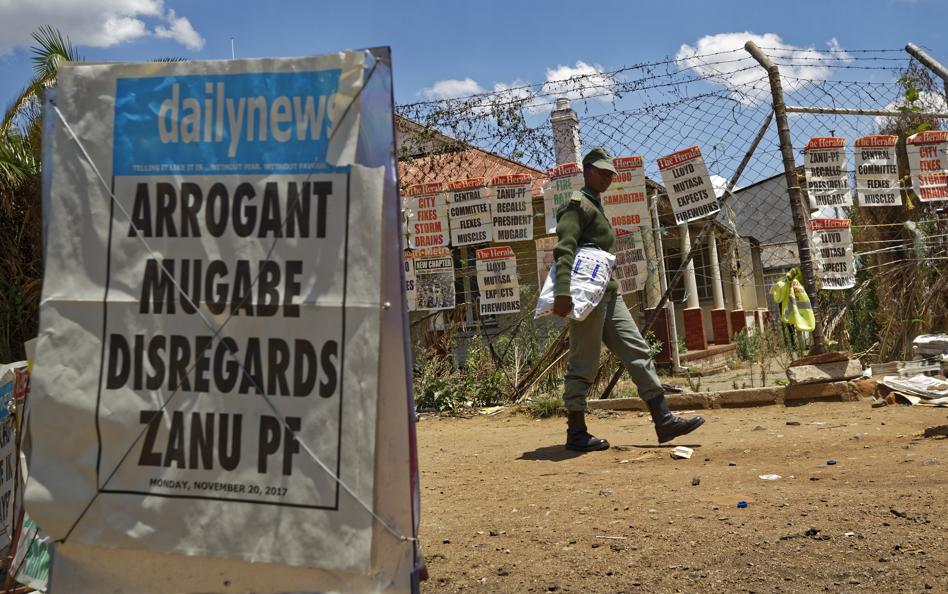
[{"xmin": 552, "ymin": 186, "xmax": 618, "ymax": 296}]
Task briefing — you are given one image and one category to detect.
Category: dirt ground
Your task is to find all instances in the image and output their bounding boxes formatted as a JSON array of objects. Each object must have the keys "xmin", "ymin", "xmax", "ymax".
[{"xmin": 417, "ymin": 401, "xmax": 948, "ymax": 593}]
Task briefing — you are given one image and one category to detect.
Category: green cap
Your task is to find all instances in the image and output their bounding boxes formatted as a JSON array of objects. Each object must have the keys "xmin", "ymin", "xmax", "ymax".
[{"xmin": 581, "ymin": 147, "xmax": 617, "ymax": 174}]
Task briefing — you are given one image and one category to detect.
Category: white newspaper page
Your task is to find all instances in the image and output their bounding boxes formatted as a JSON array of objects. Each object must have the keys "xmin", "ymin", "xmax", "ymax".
[
  {"xmin": 447, "ymin": 177, "xmax": 492, "ymax": 246},
  {"xmin": 414, "ymin": 247, "xmax": 456, "ymax": 311},
  {"xmin": 907, "ymin": 130, "xmax": 948, "ymax": 203},
  {"xmin": 405, "ymin": 182, "xmax": 449, "ymax": 248},
  {"xmin": 811, "ymin": 218, "xmax": 856, "ymax": 290},
  {"xmin": 804, "ymin": 137, "xmax": 852, "ymax": 209},
  {"xmin": 476, "ymin": 247, "xmax": 521, "ymax": 316},
  {"xmin": 29, "ymin": 53, "xmax": 389, "ymax": 574},
  {"xmin": 602, "ymin": 156, "xmax": 649, "ymax": 233},
  {"xmin": 657, "ymin": 146, "xmax": 720, "ymax": 224},
  {"xmin": 490, "ymin": 174, "xmax": 534, "ymax": 243},
  {"xmin": 543, "ymin": 163, "xmax": 583, "ymax": 233},
  {"xmin": 855, "ymin": 135, "xmax": 901, "ymax": 207},
  {"xmin": 614, "ymin": 228, "xmax": 648, "ymax": 295}
]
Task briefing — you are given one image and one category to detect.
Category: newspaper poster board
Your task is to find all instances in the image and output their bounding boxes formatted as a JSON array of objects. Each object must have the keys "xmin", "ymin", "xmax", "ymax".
[
  {"xmin": 613, "ymin": 228, "xmax": 648, "ymax": 295},
  {"xmin": 535, "ymin": 236, "xmax": 558, "ymax": 286},
  {"xmin": 804, "ymin": 137, "xmax": 852, "ymax": 209},
  {"xmin": 657, "ymin": 146, "xmax": 720, "ymax": 224},
  {"xmin": 405, "ymin": 182, "xmax": 449, "ymax": 248},
  {"xmin": 602, "ymin": 156, "xmax": 649, "ymax": 233},
  {"xmin": 811, "ymin": 218, "xmax": 856, "ymax": 290},
  {"xmin": 543, "ymin": 163, "xmax": 583, "ymax": 233},
  {"xmin": 855, "ymin": 135, "xmax": 901, "ymax": 207},
  {"xmin": 490, "ymin": 174, "xmax": 534, "ymax": 242},
  {"xmin": 414, "ymin": 247, "xmax": 456, "ymax": 311},
  {"xmin": 447, "ymin": 178, "xmax": 492, "ymax": 246},
  {"xmin": 31, "ymin": 51, "xmax": 419, "ymax": 593},
  {"xmin": 907, "ymin": 130, "xmax": 948, "ymax": 202},
  {"xmin": 404, "ymin": 251, "xmax": 417, "ymax": 312},
  {"xmin": 476, "ymin": 247, "xmax": 520, "ymax": 316}
]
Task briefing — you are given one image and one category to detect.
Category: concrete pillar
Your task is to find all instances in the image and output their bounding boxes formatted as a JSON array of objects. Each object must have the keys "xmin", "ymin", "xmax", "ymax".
[
  {"xmin": 550, "ymin": 98, "xmax": 581, "ymax": 165},
  {"xmin": 641, "ymin": 226, "xmax": 662, "ymax": 308},
  {"xmin": 708, "ymin": 229, "xmax": 731, "ymax": 344},
  {"xmin": 679, "ymin": 223, "xmax": 707, "ymax": 351}
]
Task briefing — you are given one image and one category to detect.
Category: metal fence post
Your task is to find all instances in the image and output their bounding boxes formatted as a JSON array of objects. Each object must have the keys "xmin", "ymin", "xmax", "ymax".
[
  {"xmin": 906, "ymin": 43, "xmax": 948, "ymax": 106},
  {"xmin": 744, "ymin": 40, "xmax": 826, "ymax": 355}
]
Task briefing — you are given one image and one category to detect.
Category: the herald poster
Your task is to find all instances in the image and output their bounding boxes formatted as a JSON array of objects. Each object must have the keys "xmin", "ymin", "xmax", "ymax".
[
  {"xmin": 907, "ymin": 130, "xmax": 948, "ymax": 202},
  {"xmin": 657, "ymin": 146, "xmax": 720, "ymax": 224},
  {"xmin": 804, "ymin": 137, "xmax": 852, "ymax": 210},
  {"xmin": 447, "ymin": 177, "xmax": 492, "ymax": 246},
  {"xmin": 811, "ymin": 218, "xmax": 856, "ymax": 290},
  {"xmin": 855, "ymin": 135, "xmax": 901, "ymax": 207},
  {"xmin": 613, "ymin": 228, "xmax": 648, "ymax": 295},
  {"xmin": 490, "ymin": 174, "xmax": 534, "ymax": 242},
  {"xmin": 404, "ymin": 251, "xmax": 417, "ymax": 312},
  {"xmin": 543, "ymin": 162, "xmax": 583, "ymax": 233},
  {"xmin": 475, "ymin": 246, "xmax": 521, "ymax": 316},
  {"xmin": 602, "ymin": 156, "xmax": 649, "ymax": 233},
  {"xmin": 405, "ymin": 182, "xmax": 449, "ymax": 248}
]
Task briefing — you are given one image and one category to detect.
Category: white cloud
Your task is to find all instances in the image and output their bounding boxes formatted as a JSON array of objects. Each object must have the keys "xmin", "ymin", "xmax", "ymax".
[
  {"xmin": 0, "ymin": 0, "xmax": 204, "ymax": 53},
  {"xmin": 421, "ymin": 78, "xmax": 485, "ymax": 100},
  {"xmin": 676, "ymin": 32, "xmax": 853, "ymax": 105},
  {"xmin": 541, "ymin": 61, "xmax": 615, "ymax": 104},
  {"xmin": 155, "ymin": 8, "xmax": 203, "ymax": 50},
  {"xmin": 875, "ymin": 90, "xmax": 948, "ymax": 128}
]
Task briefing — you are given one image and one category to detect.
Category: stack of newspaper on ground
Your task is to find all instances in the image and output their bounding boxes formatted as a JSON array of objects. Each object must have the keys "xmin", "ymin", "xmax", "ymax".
[{"xmin": 881, "ymin": 374, "xmax": 948, "ymax": 407}]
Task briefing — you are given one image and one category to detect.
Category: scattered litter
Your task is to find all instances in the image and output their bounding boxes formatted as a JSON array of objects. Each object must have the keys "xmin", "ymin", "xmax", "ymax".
[
  {"xmin": 618, "ymin": 459, "xmax": 630, "ymax": 464},
  {"xmin": 595, "ymin": 535, "xmax": 628, "ymax": 540},
  {"xmin": 753, "ymin": 425, "xmax": 766, "ymax": 431},
  {"xmin": 844, "ymin": 531, "xmax": 856, "ymax": 538},
  {"xmin": 737, "ymin": 501, "xmax": 748, "ymax": 508},
  {"xmin": 809, "ymin": 422, "xmax": 827, "ymax": 426},
  {"xmin": 786, "ymin": 421, "xmax": 801, "ymax": 426},
  {"xmin": 827, "ymin": 459, "xmax": 837, "ymax": 466},
  {"xmin": 890, "ymin": 507, "xmax": 908, "ymax": 518},
  {"xmin": 759, "ymin": 474, "xmax": 782, "ymax": 481},
  {"xmin": 479, "ymin": 406, "xmax": 505, "ymax": 415},
  {"xmin": 804, "ymin": 528, "xmax": 831, "ymax": 541},
  {"xmin": 691, "ymin": 476, "xmax": 701, "ymax": 486},
  {"xmin": 728, "ymin": 462, "xmax": 737, "ymax": 467},
  {"xmin": 881, "ymin": 375, "xmax": 948, "ymax": 407},
  {"xmin": 671, "ymin": 446, "xmax": 694, "ymax": 460}
]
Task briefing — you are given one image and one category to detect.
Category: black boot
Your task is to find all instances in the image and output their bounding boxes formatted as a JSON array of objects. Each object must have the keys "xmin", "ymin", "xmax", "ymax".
[
  {"xmin": 646, "ymin": 395, "xmax": 705, "ymax": 444},
  {"xmin": 565, "ymin": 411, "xmax": 609, "ymax": 452}
]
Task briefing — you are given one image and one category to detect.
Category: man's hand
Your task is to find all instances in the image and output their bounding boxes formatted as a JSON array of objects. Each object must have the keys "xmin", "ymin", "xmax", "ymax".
[{"xmin": 553, "ymin": 295, "xmax": 573, "ymax": 317}]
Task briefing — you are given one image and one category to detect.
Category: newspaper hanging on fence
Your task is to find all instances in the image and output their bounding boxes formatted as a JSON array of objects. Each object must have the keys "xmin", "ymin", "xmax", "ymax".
[
  {"xmin": 404, "ymin": 251, "xmax": 417, "ymax": 312},
  {"xmin": 804, "ymin": 137, "xmax": 852, "ymax": 210},
  {"xmin": 414, "ymin": 247, "xmax": 456, "ymax": 311},
  {"xmin": 447, "ymin": 177, "xmax": 492, "ymax": 246},
  {"xmin": 855, "ymin": 135, "xmax": 901, "ymax": 207},
  {"xmin": 614, "ymin": 228, "xmax": 649, "ymax": 295},
  {"xmin": 490, "ymin": 174, "xmax": 533, "ymax": 242},
  {"xmin": 405, "ymin": 182, "xmax": 449, "ymax": 248},
  {"xmin": 27, "ymin": 52, "xmax": 406, "ymax": 580},
  {"xmin": 535, "ymin": 236, "xmax": 557, "ymax": 286},
  {"xmin": 475, "ymin": 247, "xmax": 521, "ymax": 316},
  {"xmin": 907, "ymin": 130, "xmax": 948, "ymax": 202},
  {"xmin": 543, "ymin": 162, "xmax": 583, "ymax": 233},
  {"xmin": 657, "ymin": 146, "xmax": 720, "ymax": 224},
  {"xmin": 811, "ymin": 218, "xmax": 856, "ymax": 290},
  {"xmin": 602, "ymin": 156, "xmax": 649, "ymax": 233}
]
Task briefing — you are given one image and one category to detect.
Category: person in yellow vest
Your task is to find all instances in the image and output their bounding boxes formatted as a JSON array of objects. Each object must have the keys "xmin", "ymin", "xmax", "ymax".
[{"xmin": 553, "ymin": 147, "xmax": 705, "ymax": 452}]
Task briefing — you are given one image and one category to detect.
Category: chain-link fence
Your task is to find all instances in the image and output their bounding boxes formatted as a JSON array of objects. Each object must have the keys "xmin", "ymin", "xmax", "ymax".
[{"xmin": 395, "ymin": 43, "xmax": 948, "ymax": 407}]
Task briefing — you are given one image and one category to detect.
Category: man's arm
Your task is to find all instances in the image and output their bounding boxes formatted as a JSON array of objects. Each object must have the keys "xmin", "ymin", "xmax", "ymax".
[{"xmin": 551, "ymin": 202, "xmax": 584, "ymax": 316}]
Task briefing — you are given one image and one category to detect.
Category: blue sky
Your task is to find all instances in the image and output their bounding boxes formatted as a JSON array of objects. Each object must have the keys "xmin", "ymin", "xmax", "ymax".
[{"xmin": 1, "ymin": 0, "xmax": 946, "ymax": 112}]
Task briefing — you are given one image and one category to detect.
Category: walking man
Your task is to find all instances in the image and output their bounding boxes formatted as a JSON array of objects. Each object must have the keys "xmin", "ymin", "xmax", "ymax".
[{"xmin": 553, "ymin": 147, "xmax": 705, "ymax": 452}]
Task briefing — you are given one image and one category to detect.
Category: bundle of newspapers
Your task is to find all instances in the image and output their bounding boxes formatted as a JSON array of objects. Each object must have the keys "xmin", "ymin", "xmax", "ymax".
[
  {"xmin": 535, "ymin": 246, "xmax": 616, "ymax": 321},
  {"xmin": 881, "ymin": 374, "xmax": 948, "ymax": 407}
]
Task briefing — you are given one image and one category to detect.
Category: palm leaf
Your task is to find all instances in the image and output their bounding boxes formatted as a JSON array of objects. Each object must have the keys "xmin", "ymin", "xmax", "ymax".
[
  {"xmin": 31, "ymin": 25, "xmax": 80, "ymax": 84},
  {"xmin": 0, "ymin": 131, "xmax": 39, "ymax": 188}
]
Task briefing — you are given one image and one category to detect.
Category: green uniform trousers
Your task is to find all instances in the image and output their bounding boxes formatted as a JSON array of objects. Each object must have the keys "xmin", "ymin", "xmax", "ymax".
[{"xmin": 563, "ymin": 290, "xmax": 664, "ymax": 412}]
